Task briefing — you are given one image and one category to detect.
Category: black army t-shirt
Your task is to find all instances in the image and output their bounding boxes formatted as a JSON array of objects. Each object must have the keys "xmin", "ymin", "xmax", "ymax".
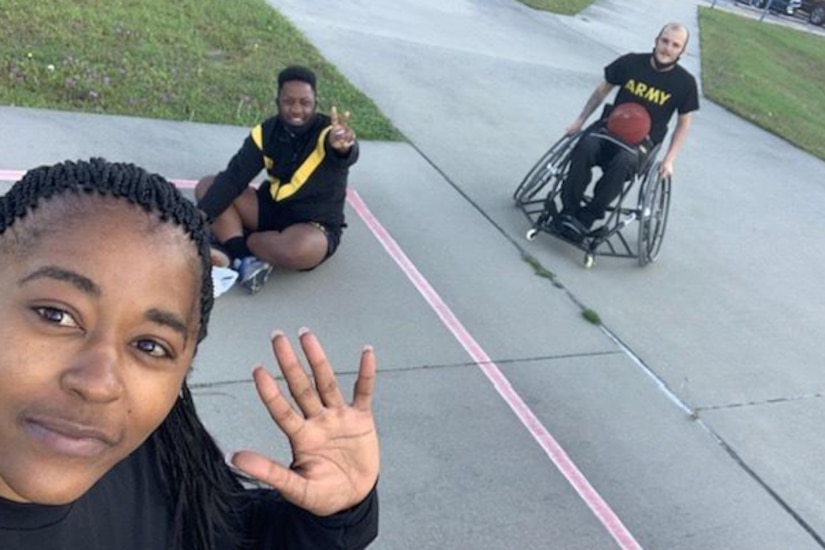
[{"xmin": 605, "ymin": 52, "xmax": 700, "ymax": 144}]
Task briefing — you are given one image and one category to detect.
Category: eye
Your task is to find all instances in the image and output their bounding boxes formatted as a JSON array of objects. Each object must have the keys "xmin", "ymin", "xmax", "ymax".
[
  {"xmin": 133, "ymin": 339, "xmax": 173, "ymax": 359},
  {"xmin": 34, "ymin": 306, "xmax": 80, "ymax": 328}
]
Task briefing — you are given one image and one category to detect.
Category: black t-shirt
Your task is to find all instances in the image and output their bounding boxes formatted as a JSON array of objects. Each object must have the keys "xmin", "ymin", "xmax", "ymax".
[
  {"xmin": 0, "ymin": 440, "xmax": 378, "ymax": 550},
  {"xmin": 605, "ymin": 52, "xmax": 699, "ymax": 144}
]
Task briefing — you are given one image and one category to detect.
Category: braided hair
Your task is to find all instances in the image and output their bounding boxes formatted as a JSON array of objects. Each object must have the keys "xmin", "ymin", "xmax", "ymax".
[{"xmin": 0, "ymin": 158, "xmax": 244, "ymax": 550}]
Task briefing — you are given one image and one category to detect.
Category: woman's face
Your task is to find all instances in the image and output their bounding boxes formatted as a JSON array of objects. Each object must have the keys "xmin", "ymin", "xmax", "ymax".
[{"xmin": 0, "ymin": 198, "xmax": 202, "ymax": 505}]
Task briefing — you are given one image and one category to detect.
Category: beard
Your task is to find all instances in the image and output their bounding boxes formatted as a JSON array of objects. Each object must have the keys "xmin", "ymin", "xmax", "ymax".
[{"xmin": 651, "ymin": 47, "xmax": 680, "ymax": 71}]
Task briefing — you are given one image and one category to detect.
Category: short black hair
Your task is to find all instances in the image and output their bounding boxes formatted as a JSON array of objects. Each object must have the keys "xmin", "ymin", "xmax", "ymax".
[{"xmin": 277, "ymin": 65, "xmax": 317, "ymax": 94}]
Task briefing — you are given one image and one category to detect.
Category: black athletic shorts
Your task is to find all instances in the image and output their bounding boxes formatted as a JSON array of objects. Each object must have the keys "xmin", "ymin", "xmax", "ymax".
[{"xmin": 255, "ymin": 186, "xmax": 342, "ymax": 265}]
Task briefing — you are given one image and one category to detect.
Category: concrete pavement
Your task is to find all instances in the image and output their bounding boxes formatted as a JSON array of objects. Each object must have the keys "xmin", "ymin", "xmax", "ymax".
[
  {"xmin": 2, "ymin": 0, "xmax": 825, "ymax": 548},
  {"xmin": 264, "ymin": 0, "xmax": 825, "ymax": 547}
]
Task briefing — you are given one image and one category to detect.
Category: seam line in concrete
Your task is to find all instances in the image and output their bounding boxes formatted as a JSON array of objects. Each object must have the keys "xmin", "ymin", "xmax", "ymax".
[
  {"xmin": 695, "ymin": 419, "xmax": 825, "ymax": 547},
  {"xmin": 189, "ymin": 350, "xmax": 626, "ymax": 389},
  {"xmin": 695, "ymin": 392, "xmax": 825, "ymax": 412}
]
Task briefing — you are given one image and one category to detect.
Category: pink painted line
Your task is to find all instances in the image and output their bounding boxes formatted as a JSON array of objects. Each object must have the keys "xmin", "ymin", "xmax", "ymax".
[
  {"xmin": 346, "ymin": 188, "xmax": 643, "ymax": 550},
  {"xmin": 0, "ymin": 169, "xmax": 198, "ymax": 189},
  {"xmin": 0, "ymin": 170, "xmax": 25, "ymax": 182},
  {"xmin": 1, "ymin": 166, "xmax": 640, "ymax": 547},
  {"xmin": 172, "ymin": 178, "xmax": 197, "ymax": 189}
]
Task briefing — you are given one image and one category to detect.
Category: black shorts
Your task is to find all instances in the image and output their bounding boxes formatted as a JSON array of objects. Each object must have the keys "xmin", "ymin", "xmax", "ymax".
[{"xmin": 255, "ymin": 186, "xmax": 342, "ymax": 265}]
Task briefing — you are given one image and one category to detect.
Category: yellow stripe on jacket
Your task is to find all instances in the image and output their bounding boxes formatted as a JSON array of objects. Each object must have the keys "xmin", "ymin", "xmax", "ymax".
[{"xmin": 250, "ymin": 124, "xmax": 333, "ymax": 202}]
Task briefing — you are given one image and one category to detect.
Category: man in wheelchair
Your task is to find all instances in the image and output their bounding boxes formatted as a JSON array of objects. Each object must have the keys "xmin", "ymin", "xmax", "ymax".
[{"xmin": 555, "ymin": 22, "xmax": 699, "ymax": 241}]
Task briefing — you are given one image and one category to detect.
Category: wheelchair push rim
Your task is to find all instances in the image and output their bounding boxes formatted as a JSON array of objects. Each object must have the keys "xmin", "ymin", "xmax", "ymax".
[
  {"xmin": 513, "ymin": 132, "xmax": 580, "ymax": 205},
  {"xmin": 637, "ymin": 163, "xmax": 672, "ymax": 266}
]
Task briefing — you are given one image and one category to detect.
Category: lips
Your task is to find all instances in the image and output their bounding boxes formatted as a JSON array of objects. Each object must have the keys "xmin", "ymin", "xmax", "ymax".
[{"xmin": 22, "ymin": 415, "xmax": 117, "ymax": 459}]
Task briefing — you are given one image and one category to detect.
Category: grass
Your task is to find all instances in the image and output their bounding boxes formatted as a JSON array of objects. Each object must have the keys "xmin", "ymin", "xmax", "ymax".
[
  {"xmin": 520, "ymin": 253, "xmax": 602, "ymax": 325},
  {"xmin": 522, "ymin": 252, "xmax": 563, "ymax": 288},
  {"xmin": 514, "ymin": 0, "xmax": 595, "ymax": 15},
  {"xmin": 581, "ymin": 308, "xmax": 601, "ymax": 325},
  {"xmin": 0, "ymin": 0, "xmax": 402, "ymax": 141},
  {"xmin": 3, "ymin": 2, "xmax": 822, "ymax": 157},
  {"xmin": 699, "ymin": 7, "xmax": 825, "ymax": 160}
]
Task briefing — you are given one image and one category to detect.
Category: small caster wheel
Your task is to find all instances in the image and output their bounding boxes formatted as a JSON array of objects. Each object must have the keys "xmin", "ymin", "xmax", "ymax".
[
  {"xmin": 583, "ymin": 253, "xmax": 595, "ymax": 269},
  {"xmin": 526, "ymin": 228, "xmax": 539, "ymax": 241}
]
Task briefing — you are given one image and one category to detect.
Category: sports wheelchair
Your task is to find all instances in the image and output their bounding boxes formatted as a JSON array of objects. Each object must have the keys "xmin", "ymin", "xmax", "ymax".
[{"xmin": 513, "ymin": 124, "xmax": 671, "ymax": 268}]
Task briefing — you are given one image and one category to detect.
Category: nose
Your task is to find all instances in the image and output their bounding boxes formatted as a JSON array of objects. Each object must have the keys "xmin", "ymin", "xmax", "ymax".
[{"xmin": 60, "ymin": 337, "xmax": 124, "ymax": 403}]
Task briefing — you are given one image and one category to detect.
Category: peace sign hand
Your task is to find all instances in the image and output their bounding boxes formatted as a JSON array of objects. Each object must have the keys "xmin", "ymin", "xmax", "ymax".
[
  {"xmin": 231, "ymin": 329, "xmax": 379, "ymax": 517},
  {"xmin": 329, "ymin": 106, "xmax": 357, "ymax": 152}
]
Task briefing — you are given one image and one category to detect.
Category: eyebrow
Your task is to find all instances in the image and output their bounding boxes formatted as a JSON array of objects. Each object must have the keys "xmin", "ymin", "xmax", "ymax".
[
  {"xmin": 18, "ymin": 266, "xmax": 101, "ymax": 296},
  {"xmin": 146, "ymin": 308, "xmax": 190, "ymax": 344},
  {"xmin": 18, "ymin": 266, "xmax": 191, "ymax": 344}
]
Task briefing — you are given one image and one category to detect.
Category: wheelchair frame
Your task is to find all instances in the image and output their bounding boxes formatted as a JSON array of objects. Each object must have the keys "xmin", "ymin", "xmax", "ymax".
[{"xmin": 513, "ymin": 127, "xmax": 672, "ymax": 268}]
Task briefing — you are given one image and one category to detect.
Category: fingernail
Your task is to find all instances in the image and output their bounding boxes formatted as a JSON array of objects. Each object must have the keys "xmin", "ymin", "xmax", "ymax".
[
  {"xmin": 270, "ymin": 329, "xmax": 285, "ymax": 341},
  {"xmin": 298, "ymin": 326, "xmax": 310, "ymax": 337},
  {"xmin": 224, "ymin": 452, "xmax": 247, "ymax": 475},
  {"xmin": 363, "ymin": 344, "xmax": 374, "ymax": 353}
]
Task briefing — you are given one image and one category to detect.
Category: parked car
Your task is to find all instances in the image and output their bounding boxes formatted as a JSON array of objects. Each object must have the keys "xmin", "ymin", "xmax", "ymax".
[
  {"xmin": 740, "ymin": 0, "xmax": 802, "ymax": 15},
  {"xmin": 798, "ymin": 0, "xmax": 825, "ymax": 24}
]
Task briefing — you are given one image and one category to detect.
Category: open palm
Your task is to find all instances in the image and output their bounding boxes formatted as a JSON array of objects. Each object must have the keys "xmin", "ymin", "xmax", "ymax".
[{"xmin": 231, "ymin": 329, "xmax": 379, "ymax": 517}]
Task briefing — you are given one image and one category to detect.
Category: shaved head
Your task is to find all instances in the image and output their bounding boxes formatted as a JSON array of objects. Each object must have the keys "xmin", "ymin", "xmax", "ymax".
[{"xmin": 658, "ymin": 22, "xmax": 689, "ymax": 51}]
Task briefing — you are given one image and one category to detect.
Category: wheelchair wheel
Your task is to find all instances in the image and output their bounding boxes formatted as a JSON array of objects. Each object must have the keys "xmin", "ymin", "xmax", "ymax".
[
  {"xmin": 513, "ymin": 132, "xmax": 578, "ymax": 205},
  {"xmin": 637, "ymin": 163, "xmax": 671, "ymax": 266}
]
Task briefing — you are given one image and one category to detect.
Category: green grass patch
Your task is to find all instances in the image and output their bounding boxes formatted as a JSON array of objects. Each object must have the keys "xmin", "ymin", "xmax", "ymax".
[
  {"xmin": 581, "ymin": 308, "xmax": 601, "ymax": 325},
  {"xmin": 513, "ymin": 0, "xmax": 595, "ymax": 15},
  {"xmin": 521, "ymin": 253, "xmax": 601, "ymax": 323},
  {"xmin": 699, "ymin": 7, "xmax": 825, "ymax": 160},
  {"xmin": 0, "ymin": 0, "xmax": 402, "ymax": 140},
  {"xmin": 522, "ymin": 252, "xmax": 563, "ymax": 288}
]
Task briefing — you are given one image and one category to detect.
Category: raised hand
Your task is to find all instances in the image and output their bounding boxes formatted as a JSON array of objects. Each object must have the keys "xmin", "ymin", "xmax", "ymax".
[
  {"xmin": 329, "ymin": 106, "xmax": 357, "ymax": 152},
  {"xmin": 231, "ymin": 328, "xmax": 379, "ymax": 517}
]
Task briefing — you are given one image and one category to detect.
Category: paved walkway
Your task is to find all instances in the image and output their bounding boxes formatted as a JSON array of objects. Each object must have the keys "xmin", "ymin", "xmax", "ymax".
[{"xmin": 2, "ymin": 0, "xmax": 825, "ymax": 548}]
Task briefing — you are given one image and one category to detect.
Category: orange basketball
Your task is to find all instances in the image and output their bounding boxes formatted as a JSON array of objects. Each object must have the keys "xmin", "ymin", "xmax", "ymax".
[{"xmin": 606, "ymin": 103, "xmax": 651, "ymax": 146}]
